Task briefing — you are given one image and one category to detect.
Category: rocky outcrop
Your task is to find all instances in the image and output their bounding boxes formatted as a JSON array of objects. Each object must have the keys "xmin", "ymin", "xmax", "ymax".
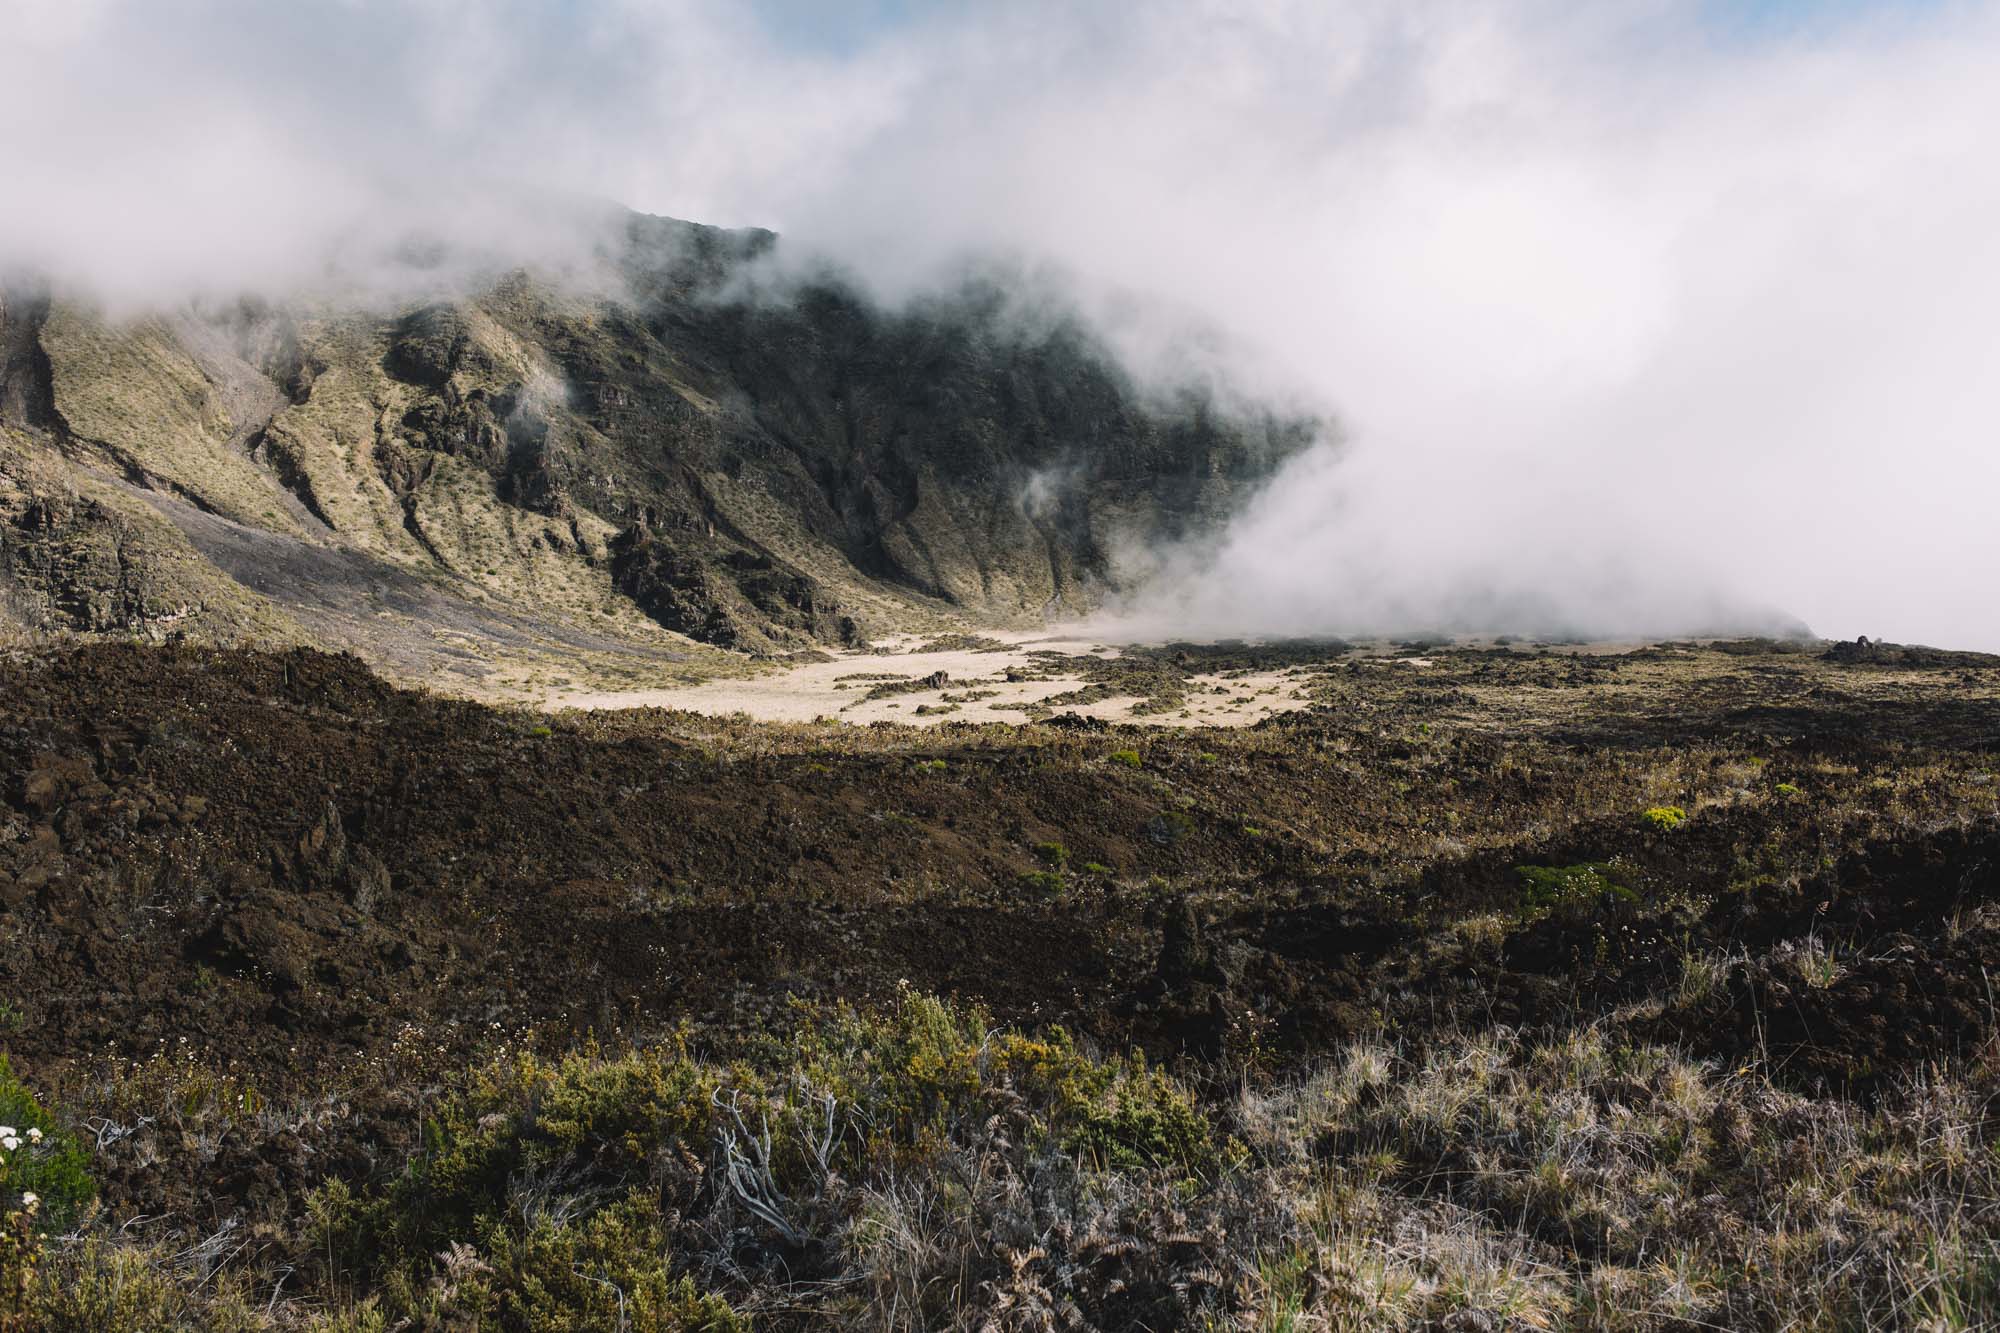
[{"xmin": 0, "ymin": 427, "xmax": 307, "ymax": 645}]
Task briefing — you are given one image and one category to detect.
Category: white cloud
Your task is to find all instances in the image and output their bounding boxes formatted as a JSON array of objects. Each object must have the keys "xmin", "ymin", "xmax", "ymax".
[{"xmin": 5, "ymin": 0, "xmax": 1997, "ymax": 646}]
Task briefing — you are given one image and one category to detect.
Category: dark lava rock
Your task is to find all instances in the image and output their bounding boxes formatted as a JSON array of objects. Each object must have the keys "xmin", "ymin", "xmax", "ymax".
[{"xmin": 1823, "ymin": 636, "xmax": 2000, "ymax": 669}]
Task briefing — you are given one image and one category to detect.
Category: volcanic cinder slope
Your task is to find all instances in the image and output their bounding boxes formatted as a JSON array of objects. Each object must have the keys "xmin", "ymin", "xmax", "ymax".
[{"xmin": 0, "ymin": 210, "xmax": 1308, "ymax": 682}]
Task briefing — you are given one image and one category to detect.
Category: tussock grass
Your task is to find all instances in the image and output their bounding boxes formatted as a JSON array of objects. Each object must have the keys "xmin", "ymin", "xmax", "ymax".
[{"xmin": 9, "ymin": 997, "xmax": 2000, "ymax": 1329}]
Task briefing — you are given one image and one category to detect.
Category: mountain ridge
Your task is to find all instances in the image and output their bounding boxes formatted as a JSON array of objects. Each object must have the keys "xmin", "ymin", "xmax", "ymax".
[{"xmin": 0, "ymin": 211, "xmax": 1311, "ymax": 685}]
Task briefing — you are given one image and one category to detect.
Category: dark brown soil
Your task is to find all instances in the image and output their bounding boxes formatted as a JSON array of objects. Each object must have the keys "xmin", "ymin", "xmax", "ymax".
[{"xmin": 3, "ymin": 638, "xmax": 1999, "ymax": 1224}]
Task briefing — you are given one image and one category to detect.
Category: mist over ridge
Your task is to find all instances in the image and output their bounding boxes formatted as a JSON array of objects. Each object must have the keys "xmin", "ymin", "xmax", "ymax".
[{"xmin": 6, "ymin": 0, "xmax": 1997, "ymax": 648}]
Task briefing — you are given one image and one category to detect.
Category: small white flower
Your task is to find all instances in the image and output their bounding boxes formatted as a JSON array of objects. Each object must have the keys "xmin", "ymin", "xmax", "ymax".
[
  {"xmin": 24, "ymin": 1128, "xmax": 39, "ymax": 1143},
  {"xmin": 0, "ymin": 1126, "xmax": 13, "ymax": 1138},
  {"xmin": 20, "ymin": 1192, "xmax": 37, "ymax": 1208},
  {"xmin": 0, "ymin": 1136, "xmax": 17, "ymax": 1152}
]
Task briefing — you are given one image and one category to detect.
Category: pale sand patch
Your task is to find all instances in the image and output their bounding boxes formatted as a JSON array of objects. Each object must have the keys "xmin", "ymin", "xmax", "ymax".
[
  {"xmin": 537, "ymin": 630, "xmax": 1311, "ymax": 729},
  {"xmin": 1051, "ymin": 669, "xmax": 1314, "ymax": 728}
]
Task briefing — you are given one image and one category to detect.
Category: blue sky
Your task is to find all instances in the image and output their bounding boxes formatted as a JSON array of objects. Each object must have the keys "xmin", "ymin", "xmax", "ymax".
[
  {"xmin": 1711, "ymin": 0, "xmax": 1946, "ymax": 36},
  {"xmin": 748, "ymin": 0, "xmax": 1948, "ymax": 54},
  {"xmin": 751, "ymin": 0, "xmax": 929, "ymax": 53}
]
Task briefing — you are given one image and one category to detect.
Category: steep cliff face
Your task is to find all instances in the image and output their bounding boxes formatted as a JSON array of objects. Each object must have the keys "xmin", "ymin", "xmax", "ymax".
[{"xmin": 0, "ymin": 211, "xmax": 1309, "ymax": 669}]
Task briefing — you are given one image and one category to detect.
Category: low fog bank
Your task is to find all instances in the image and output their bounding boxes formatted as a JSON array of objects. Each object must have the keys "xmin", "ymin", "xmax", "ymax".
[
  {"xmin": 7, "ymin": 1, "xmax": 1998, "ymax": 650},
  {"xmin": 1084, "ymin": 432, "xmax": 1817, "ymax": 648}
]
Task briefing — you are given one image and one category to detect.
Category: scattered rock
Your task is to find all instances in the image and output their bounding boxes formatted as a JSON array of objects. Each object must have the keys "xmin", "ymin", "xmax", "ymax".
[
  {"xmin": 19, "ymin": 753, "xmax": 93, "ymax": 813},
  {"xmin": 205, "ymin": 900, "xmax": 317, "ymax": 992},
  {"xmin": 1822, "ymin": 636, "xmax": 2000, "ymax": 668},
  {"xmin": 344, "ymin": 845, "xmax": 391, "ymax": 914}
]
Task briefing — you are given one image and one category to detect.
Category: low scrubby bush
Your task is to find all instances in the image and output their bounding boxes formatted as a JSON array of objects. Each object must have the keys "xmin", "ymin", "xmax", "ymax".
[
  {"xmin": 1515, "ymin": 862, "xmax": 1637, "ymax": 917},
  {"xmin": 0, "ymin": 1053, "xmax": 95, "ymax": 1231},
  {"xmin": 10, "ymin": 991, "xmax": 2000, "ymax": 1329},
  {"xmin": 302, "ymin": 992, "xmax": 1224, "ymax": 1326}
]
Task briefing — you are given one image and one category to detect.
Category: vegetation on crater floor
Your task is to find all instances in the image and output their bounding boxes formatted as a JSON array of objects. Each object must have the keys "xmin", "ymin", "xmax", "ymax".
[{"xmin": 2, "ymin": 638, "xmax": 1999, "ymax": 1327}]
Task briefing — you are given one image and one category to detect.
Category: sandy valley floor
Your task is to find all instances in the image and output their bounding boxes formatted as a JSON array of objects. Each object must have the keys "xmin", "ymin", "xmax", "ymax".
[{"xmin": 537, "ymin": 628, "xmax": 1320, "ymax": 727}]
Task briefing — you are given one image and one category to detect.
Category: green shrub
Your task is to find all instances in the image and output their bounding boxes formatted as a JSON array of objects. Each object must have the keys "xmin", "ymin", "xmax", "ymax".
[
  {"xmin": 1019, "ymin": 869, "xmax": 1065, "ymax": 894},
  {"xmin": 1641, "ymin": 805, "xmax": 1688, "ymax": 831},
  {"xmin": 1108, "ymin": 749, "xmax": 1143, "ymax": 769},
  {"xmin": 1145, "ymin": 809, "xmax": 1194, "ymax": 846},
  {"xmin": 1775, "ymin": 782, "xmax": 1802, "ymax": 797},
  {"xmin": 789, "ymin": 990, "xmax": 989, "ymax": 1134},
  {"xmin": 1033, "ymin": 840, "xmax": 1070, "ymax": 868},
  {"xmin": 445, "ymin": 1198, "xmax": 743, "ymax": 1332},
  {"xmin": 319, "ymin": 1045, "xmax": 718, "ymax": 1276},
  {"xmin": 1061, "ymin": 1063, "xmax": 1212, "ymax": 1172},
  {"xmin": 795, "ymin": 993, "xmax": 1217, "ymax": 1176},
  {"xmin": 1515, "ymin": 863, "xmax": 1637, "ymax": 916},
  {"xmin": 306, "ymin": 993, "xmax": 1220, "ymax": 1319},
  {"xmin": 0, "ymin": 1053, "xmax": 96, "ymax": 1231}
]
